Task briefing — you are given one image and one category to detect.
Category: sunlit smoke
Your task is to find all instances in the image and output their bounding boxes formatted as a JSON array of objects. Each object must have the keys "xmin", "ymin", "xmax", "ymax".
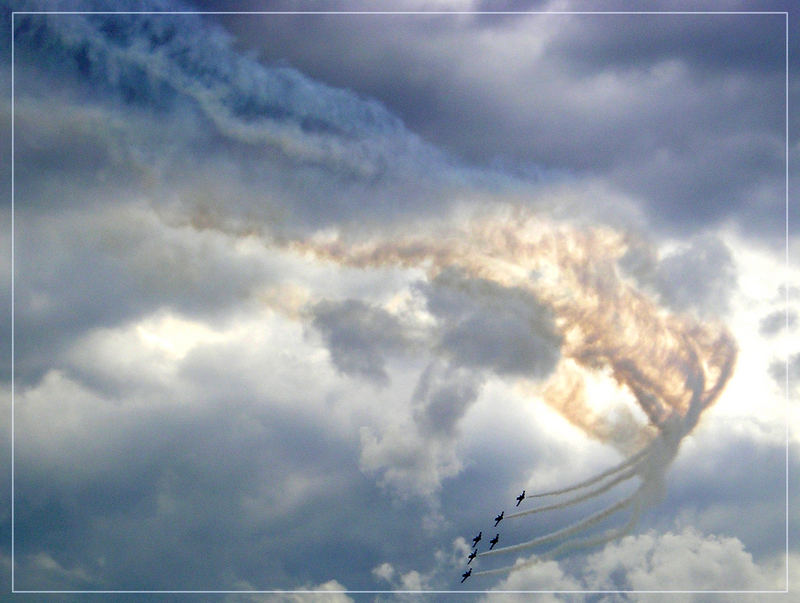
[
  {"xmin": 478, "ymin": 487, "xmax": 641, "ymax": 560},
  {"xmin": 290, "ymin": 207, "xmax": 736, "ymax": 442},
  {"xmin": 522, "ymin": 447, "xmax": 650, "ymax": 500},
  {"xmin": 287, "ymin": 205, "xmax": 737, "ymax": 578},
  {"xmin": 506, "ymin": 466, "xmax": 638, "ymax": 519}
]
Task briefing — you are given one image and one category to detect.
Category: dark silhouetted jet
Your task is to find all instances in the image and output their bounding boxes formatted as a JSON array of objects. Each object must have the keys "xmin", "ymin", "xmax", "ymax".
[
  {"xmin": 489, "ymin": 534, "xmax": 499, "ymax": 550},
  {"xmin": 494, "ymin": 511, "xmax": 504, "ymax": 526},
  {"xmin": 471, "ymin": 531, "xmax": 482, "ymax": 547},
  {"xmin": 467, "ymin": 550, "xmax": 477, "ymax": 564},
  {"xmin": 516, "ymin": 490, "xmax": 525, "ymax": 506},
  {"xmin": 461, "ymin": 568, "xmax": 472, "ymax": 583}
]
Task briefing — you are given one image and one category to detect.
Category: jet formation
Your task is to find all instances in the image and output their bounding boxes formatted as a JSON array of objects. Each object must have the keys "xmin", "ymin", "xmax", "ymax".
[
  {"xmin": 459, "ymin": 491, "xmax": 522, "ymax": 583},
  {"xmin": 458, "ymin": 443, "xmax": 660, "ymax": 581}
]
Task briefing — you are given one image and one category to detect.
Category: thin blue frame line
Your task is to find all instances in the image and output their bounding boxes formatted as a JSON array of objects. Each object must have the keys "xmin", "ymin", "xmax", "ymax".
[
  {"xmin": 10, "ymin": 592, "xmax": 792, "ymax": 596},
  {"xmin": 784, "ymin": 10, "xmax": 790, "ymax": 596},
  {"xmin": 10, "ymin": 10, "xmax": 790, "ymax": 16},
  {"xmin": 10, "ymin": 8, "xmax": 15, "ymax": 595},
  {"xmin": 8, "ymin": 8, "xmax": 791, "ymax": 596}
]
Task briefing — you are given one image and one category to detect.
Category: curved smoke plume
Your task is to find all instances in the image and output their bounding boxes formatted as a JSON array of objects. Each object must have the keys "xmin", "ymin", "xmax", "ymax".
[{"xmin": 289, "ymin": 206, "xmax": 737, "ymax": 576}]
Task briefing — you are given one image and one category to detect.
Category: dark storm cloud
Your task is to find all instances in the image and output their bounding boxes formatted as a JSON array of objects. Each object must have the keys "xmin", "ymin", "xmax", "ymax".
[
  {"xmin": 548, "ymin": 12, "xmax": 786, "ymax": 75},
  {"xmin": 202, "ymin": 2, "xmax": 793, "ymax": 239},
  {"xmin": 310, "ymin": 298, "xmax": 410, "ymax": 384},
  {"xmin": 10, "ymin": 0, "xmax": 503, "ymax": 236}
]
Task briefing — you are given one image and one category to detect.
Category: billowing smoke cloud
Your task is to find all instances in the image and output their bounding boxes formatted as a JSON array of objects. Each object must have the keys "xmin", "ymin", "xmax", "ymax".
[
  {"xmin": 293, "ymin": 208, "xmax": 736, "ymax": 438},
  {"xmin": 286, "ymin": 206, "xmax": 737, "ymax": 575},
  {"xmin": 12, "ymin": 1, "xmax": 411, "ymax": 170}
]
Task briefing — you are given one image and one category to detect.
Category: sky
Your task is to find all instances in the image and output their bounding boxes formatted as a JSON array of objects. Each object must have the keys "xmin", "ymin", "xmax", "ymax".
[{"xmin": 2, "ymin": 0, "xmax": 799, "ymax": 600}]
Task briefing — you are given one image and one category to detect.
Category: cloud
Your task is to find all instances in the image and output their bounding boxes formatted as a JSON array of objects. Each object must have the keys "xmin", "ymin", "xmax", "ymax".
[
  {"xmin": 206, "ymin": 3, "xmax": 793, "ymax": 238},
  {"xmin": 371, "ymin": 536, "xmax": 473, "ymax": 593},
  {"xmin": 486, "ymin": 528, "xmax": 788, "ymax": 598},
  {"xmin": 310, "ymin": 298, "xmax": 411, "ymax": 385},
  {"xmin": 483, "ymin": 559, "xmax": 583, "ymax": 599},
  {"xmin": 289, "ymin": 581, "xmax": 354, "ymax": 602},
  {"xmin": 412, "ymin": 360, "xmax": 484, "ymax": 437},
  {"xmin": 11, "ymin": 202, "xmax": 276, "ymax": 385},
  {"xmin": 10, "ymin": 0, "xmax": 511, "ymax": 233},
  {"xmin": 223, "ymin": 580, "xmax": 354, "ymax": 603},
  {"xmin": 760, "ymin": 309, "xmax": 798, "ymax": 336},
  {"xmin": 11, "ymin": 307, "xmax": 398, "ymax": 590},
  {"xmin": 13, "ymin": 1, "xmax": 408, "ymax": 163},
  {"xmin": 547, "ymin": 9, "xmax": 788, "ymax": 76},
  {"xmin": 418, "ymin": 268, "xmax": 562, "ymax": 378},
  {"xmin": 355, "ymin": 357, "xmax": 487, "ymax": 499},
  {"xmin": 372, "ymin": 561, "xmax": 434, "ymax": 592},
  {"xmin": 619, "ymin": 231, "xmax": 740, "ymax": 320},
  {"xmin": 6, "ymin": 2, "xmax": 793, "ymax": 595},
  {"xmin": 306, "ymin": 260, "xmax": 564, "ymax": 501},
  {"xmin": 586, "ymin": 529, "xmax": 782, "ymax": 593},
  {"xmin": 651, "ymin": 234, "xmax": 738, "ymax": 318},
  {"xmin": 769, "ymin": 352, "xmax": 800, "ymax": 393},
  {"xmin": 359, "ymin": 414, "xmax": 466, "ymax": 502}
]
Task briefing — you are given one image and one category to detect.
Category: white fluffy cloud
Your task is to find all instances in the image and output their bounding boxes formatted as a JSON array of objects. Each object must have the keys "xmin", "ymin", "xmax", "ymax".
[{"xmin": 486, "ymin": 528, "xmax": 790, "ymax": 600}]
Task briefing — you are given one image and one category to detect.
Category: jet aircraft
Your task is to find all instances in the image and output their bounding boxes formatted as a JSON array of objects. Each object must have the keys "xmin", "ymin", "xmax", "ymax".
[
  {"xmin": 489, "ymin": 534, "xmax": 499, "ymax": 550},
  {"xmin": 516, "ymin": 490, "xmax": 525, "ymax": 506},
  {"xmin": 494, "ymin": 511, "xmax": 504, "ymax": 526},
  {"xmin": 471, "ymin": 531, "xmax": 482, "ymax": 547},
  {"xmin": 467, "ymin": 550, "xmax": 477, "ymax": 564},
  {"xmin": 461, "ymin": 568, "xmax": 472, "ymax": 583}
]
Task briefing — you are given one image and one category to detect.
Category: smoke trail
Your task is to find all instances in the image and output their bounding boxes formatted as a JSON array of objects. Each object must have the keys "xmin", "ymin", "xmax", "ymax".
[
  {"xmin": 161, "ymin": 201, "xmax": 736, "ymax": 577},
  {"xmin": 478, "ymin": 488, "xmax": 640, "ymax": 558},
  {"xmin": 473, "ymin": 494, "xmax": 645, "ymax": 578},
  {"xmin": 10, "ymin": 0, "xmax": 420, "ymax": 175},
  {"xmin": 287, "ymin": 207, "xmax": 736, "ymax": 579},
  {"xmin": 521, "ymin": 446, "xmax": 649, "ymax": 500},
  {"xmin": 506, "ymin": 465, "xmax": 639, "ymax": 519},
  {"xmin": 291, "ymin": 208, "xmax": 737, "ymax": 447}
]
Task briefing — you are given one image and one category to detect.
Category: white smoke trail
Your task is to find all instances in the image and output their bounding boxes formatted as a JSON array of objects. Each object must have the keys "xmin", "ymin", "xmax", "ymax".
[
  {"xmin": 284, "ymin": 208, "xmax": 736, "ymax": 583},
  {"xmin": 478, "ymin": 489, "xmax": 639, "ymax": 559},
  {"xmin": 520, "ymin": 447, "xmax": 650, "ymax": 501},
  {"xmin": 473, "ymin": 494, "xmax": 644, "ymax": 578},
  {"xmin": 163, "ymin": 201, "xmax": 735, "ymax": 579},
  {"xmin": 507, "ymin": 465, "xmax": 639, "ymax": 519}
]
